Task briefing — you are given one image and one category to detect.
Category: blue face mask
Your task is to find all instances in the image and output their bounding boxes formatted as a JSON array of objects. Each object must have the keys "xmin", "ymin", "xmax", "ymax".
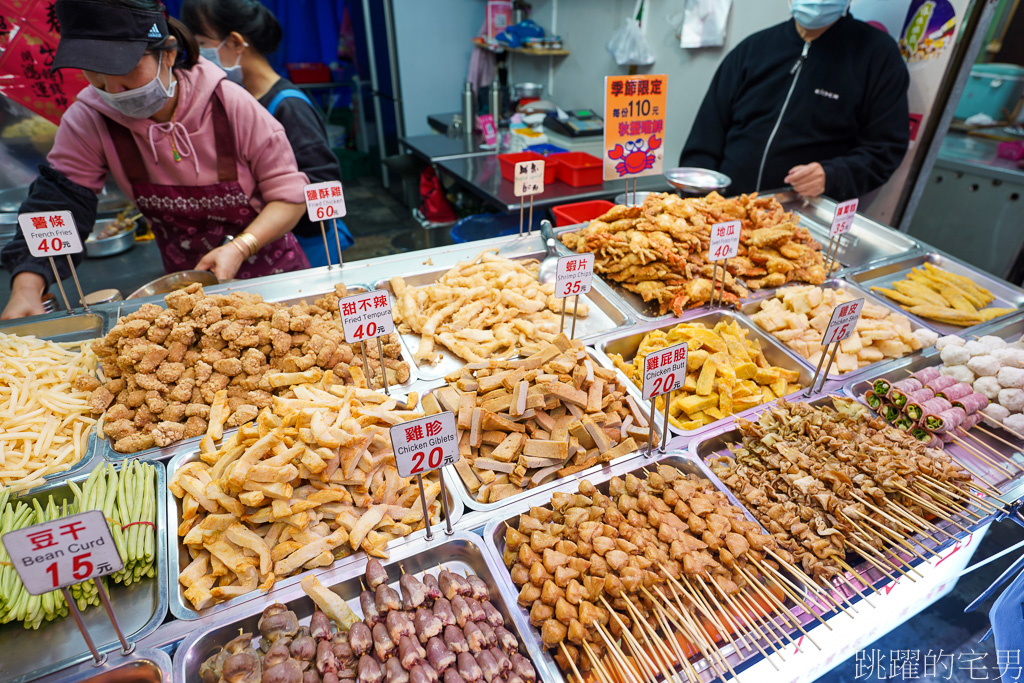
[
  {"xmin": 200, "ymin": 37, "xmax": 246, "ymax": 84},
  {"xmin": 790, "ymin": 0, "xmax": 850, "ymax": 30}
]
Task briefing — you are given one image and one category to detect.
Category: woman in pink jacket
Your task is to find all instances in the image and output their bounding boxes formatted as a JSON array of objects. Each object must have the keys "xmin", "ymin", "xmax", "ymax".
[{"xmin": 1, "ymin": 0, "xmax": 310, "ymax": 319}]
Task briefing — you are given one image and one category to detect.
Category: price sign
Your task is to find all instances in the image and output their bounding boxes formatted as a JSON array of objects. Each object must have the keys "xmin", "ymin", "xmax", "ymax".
[
  {"xmin": 19, "ymin": 210, "xmax": 82, "ymax": 257},
  {"xmin": 708, "ymin": 220, "xmax": 741, "ymax": 262},
  {"xmin": 514, "ymin": 160, "xmax": 545, "ymax": 197},
  {"xmin": 391, "ymin": 412, "xmax": 460, "ymax": 478},
  {"xmin": 822, "ymin": 298, "xmax": 864, "ymax": 346},
  {"xmin": 304, "ymin": 181, "xmax": 347, "ymax": 222},
  {"xmin": 603, "ymin": 74, "xmax": 668, "ymax": 181},
  {"xmin": 2, "ymin": 510, "xmax": 123, "ymax": 595},
  {"xmin": 642, "ymin": 342, "xmax": 688, "ymax": 401},
  {"xmin": 478, "ymin": 114, "xmax": 497, "ymax": 146},
  {"xmin": 829, "ymin": 198, "xmax": 858, "ymax": 238},
  {"xmin": 555, "ymin": 253, "xmax": 594, "ymax": 299},
  {"xmin": 339, "ymin": 290, "xmax": 395, "ymax": 343}
]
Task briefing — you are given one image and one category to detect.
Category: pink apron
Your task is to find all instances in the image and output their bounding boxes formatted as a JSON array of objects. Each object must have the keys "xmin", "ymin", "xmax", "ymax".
[{"xmin": 104, "ymin": 89, "xmax": 309, "ymax": 278}]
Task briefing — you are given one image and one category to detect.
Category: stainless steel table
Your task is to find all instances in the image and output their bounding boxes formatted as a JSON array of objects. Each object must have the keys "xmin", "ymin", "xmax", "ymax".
[
  {"xmin": 398, "ymin": 132, "xmax": 493, "ymax": 163},
  {"xmin": 436, "ymin": 153, "xmax": 670, "ymax": 213}
]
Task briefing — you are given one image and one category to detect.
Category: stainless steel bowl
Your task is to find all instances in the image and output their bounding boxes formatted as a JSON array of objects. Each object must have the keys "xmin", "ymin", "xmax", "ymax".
[
  {"xmin": 127, "ymin": 270, "xmax": 218, "ymax": 299},
  {"xmin": 85, "ymin": 221, "xmax": 135, "ymax": 258},
  {"xmin": 513, "ymin": 81, "xmax": 544, "ymax": 99},
  {"xmin": 664, "ymin": 166, "xmax": 731, "ymax": 194},
  {"xmin": 613, "ymin": 190, "xmax": 654, "ymax": 206}
]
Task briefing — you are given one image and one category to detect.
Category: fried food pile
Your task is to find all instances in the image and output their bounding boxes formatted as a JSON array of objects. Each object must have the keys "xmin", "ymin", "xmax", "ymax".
[
  {"xmin": 610, "ymin": 320, "xmax": 802, "ymax": 431},
  {"xmin": 501, "ymin": 464, "xmax": 793, "ymax": 676},
  {"xmin": 433, "ymin": 335, "xmax": 652, "ymax": 503},
  {"xmin": 870, "ymin": 263, "xmax": 1016, "ymax": 327},
  {"xmin": 560, "ymin": 192, "xmax": 828, "ymax": 315},
  {"xmin": 750, "ymin": 285, "xmax": 936, "ymax": 373},
  {"xmin": 88, "ymin": 283, "xmax": 409, "ymax": 454},
  {"xmin": 708, "ymin": 397, "xmax": 973, "ymax": 583},
  {"xmin": 390, "ymin": 251, "xmax": 589, "ymax": 365},
  {"xmin": 201, "ymin": 559, "xmax": 536, "ymax": 683},
  {"xmin": 172, "ymin": 382, "xmax": 442, "ymax": 611}
]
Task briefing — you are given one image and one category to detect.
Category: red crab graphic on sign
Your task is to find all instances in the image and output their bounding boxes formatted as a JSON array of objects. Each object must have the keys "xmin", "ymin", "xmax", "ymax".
[{"xmin": 608, "ymin": 134, "xmax": 662, "ymax": 177}]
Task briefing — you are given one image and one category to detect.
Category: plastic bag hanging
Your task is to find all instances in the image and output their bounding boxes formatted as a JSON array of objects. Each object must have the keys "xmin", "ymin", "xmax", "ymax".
[
  {"xmin": 607, "ymin": 0, "xmax": 656, "ymax": 66},
  {"xmin": 680, "ymin": 0, "xmax": 732, "ymax": 48}
]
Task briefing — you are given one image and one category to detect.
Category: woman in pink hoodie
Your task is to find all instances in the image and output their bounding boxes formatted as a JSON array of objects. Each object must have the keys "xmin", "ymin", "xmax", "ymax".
[{"xmin": 1, "ymin": 0, "xmax": 311, "ymax": 319}]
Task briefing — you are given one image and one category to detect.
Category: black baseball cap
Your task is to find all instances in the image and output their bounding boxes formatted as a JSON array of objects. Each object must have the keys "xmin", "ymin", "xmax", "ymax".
[{"xmin": 52, "ymin": 0, "xmax": 170, "ymax": 76}]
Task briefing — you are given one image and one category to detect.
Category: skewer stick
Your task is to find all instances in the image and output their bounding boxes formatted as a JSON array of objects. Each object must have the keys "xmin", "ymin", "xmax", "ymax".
[
  {"xmin": 559, "ymin": 643, "xmax": 586, "ymax": 683},
  {"xmin": 595, "ymin": 623, "xmax": 645, "ymax": 683},
  {"xmin": 960, "ymin": 429, "xmax": 1024, "ymax": 474},
  {"xmin": 835, "ymin": 557, "xmax": 883, "ymax": 599},
  {"xmin": 735, "ymin": 565, "xmax": 820, "ymax": 650},
  {"xmin": 675, "ymin": 572, "xmax": 744, "ymax": 653},
  {"xmin": 895, "ymin": 484, "xmax": 973, "ymax": 534},
  {"xmin": 951, "ymin": 434, "xmax": 1016, "ymax": 478},
  {"xmin": 846, "ymin": 536, "xmax": 913, "ymax": 583},
  {"xmin": 850, "ymin": 493, "xmax": 942, "ymax": 545},
  {"xmin": 582, "ymin": 641, "xmax": 615, "ymax": 683},
  {"xmin": 850, "ymin": 510, "xmax": 935, "ymax": 563},
  {"xmin": 765, "ymin": 548, "xmax": 857, "ymax": 617},
  {"xmin": 920, "ymin": 474, "xmax": 1004, "ymax": 514},
  {"xmin": 702, "ymin": 575, "xmax": 784, "ymax": 667},
  {"xmin": 913, "ymin": 480, "xmax": 983, "ymax": 521},
  {"xmin": 647, "ymin": 588, "xmax": 727, "ymax": 679},
  {"xmin": 976, "ymin": 425, "xmax": 1024, "ymax": 458},
  {"xmin": 693, "ymin": 574, "xmax": 753, "ymax": 654},
  {"xmin": 647, "ymin": 585, "xmax": 736, "ymax": 680},
  {"xmin": 618, "ymin": 592, "xmax": 697, "ymax": 682},
  {"xmin": 731, "ymin": 584, "xmax": 799, "ymax": 650},
  {"xmin": 717, "ymin": 581, "xmax": 788, "ymax": 657},
  {"xmin": 751, "ymin": 559, "xmax": 834, "ymax": 630},
  {"xmin": 981, "ymin": 416, "xmax": 1024, "ymax": 442},
  {"xmin": 966, "ymin": 480, "xmax": 1010, "ymax": 503},
  {"xmin": 600, "ymin": 596, "xmax": 675, "ymax": 683},
  {"xmin": 648, "ymin": 600, "xmax": 704, "ymax": 682},
  {"xmin": 843, "ymin": 520, "xmax": 924, "ymax": 578},
  {"xmin": 887, "ymin": 497, "xmax": 959, "ymax": 541}
]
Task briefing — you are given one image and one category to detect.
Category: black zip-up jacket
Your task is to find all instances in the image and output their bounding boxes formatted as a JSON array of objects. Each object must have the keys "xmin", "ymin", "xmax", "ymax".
[{"xmin": 679, "ymin": 14, "xmax": 910, "ymax": 201}]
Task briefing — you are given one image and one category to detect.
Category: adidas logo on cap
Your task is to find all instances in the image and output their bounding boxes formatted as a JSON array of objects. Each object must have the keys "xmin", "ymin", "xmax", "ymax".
[{"xmin": 147, "ymin": 23, "xmax": 162, "ymax": 39}]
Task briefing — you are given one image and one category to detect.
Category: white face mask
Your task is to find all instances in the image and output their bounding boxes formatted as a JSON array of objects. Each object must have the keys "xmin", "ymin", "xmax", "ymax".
[
  {"xmin": 201, "ymin": 37, "xmax": 246, "ymax": 84},
  {"xmin": 790, "ymin": 0, "xmax": 850, "ymax": 30},
  {"xmin": 95, "ymin": 57, "xmax": 176, "ymax": 119}
]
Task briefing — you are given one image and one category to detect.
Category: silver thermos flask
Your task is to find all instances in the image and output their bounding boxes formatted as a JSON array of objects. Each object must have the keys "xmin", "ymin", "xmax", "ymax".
[
  {"xmin": 461, "ymin": 82, "xmax": 475, "ymax": 134},
  {"xmin": 489, "ymin": 78, "xmax": 501, "ymax": 125}
]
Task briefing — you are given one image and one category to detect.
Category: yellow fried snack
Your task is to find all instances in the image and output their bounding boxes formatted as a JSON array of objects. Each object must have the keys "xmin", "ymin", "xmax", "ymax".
[
  {"xmin": 390, "ymin": 250, "xmax": 590, "ymax": 365},
  {"xmin": 610, "ymin": 320, "xmax": 802, "ymax": 431},
  {"xmin": 870, "ymin": 263, "xmax": 1016, "ymax": 327},
  {"xmin": 750, "ymin": 285, "xmax": 925, "ymax": 373}
]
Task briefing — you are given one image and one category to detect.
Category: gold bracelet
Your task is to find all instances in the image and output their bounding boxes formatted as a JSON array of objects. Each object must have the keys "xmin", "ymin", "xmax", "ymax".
[
  {"xmin": 239, "ymin": 232, "xmax": 261, "ymax": 256},
  {"xmin": 229, "ymin": 237, "xmax": 250, "ymax": 258}
]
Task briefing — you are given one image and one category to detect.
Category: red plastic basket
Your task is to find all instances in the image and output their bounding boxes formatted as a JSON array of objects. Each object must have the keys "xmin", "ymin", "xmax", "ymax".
[
  {"xmin": 552, "ymin": 200, "xmax": 615, "ymax": 227},
  {"xmin": 552, "ymin": 151, "xmax": 603, "ymax": 187},
  {"xmin": 497, "ymin": 152, "xmax": 557, "ymax": 184}
]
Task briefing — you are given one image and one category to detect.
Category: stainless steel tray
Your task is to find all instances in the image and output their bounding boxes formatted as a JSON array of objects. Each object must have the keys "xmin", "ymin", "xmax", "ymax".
[
  {"xmin": 842, "ymin": 351, "xmax": 1024, "ymax": 497},
  {"xmin": 165, "ymin": 447, "xmax": 464, "ymax": 620},
  {"xmin": 772, "ymin": 191, "xmax": 920, "ymax": 270},
  {"xmin": 101, "ymin": 283, "xmax": 420, "ymax": 464},
  {"xmin": 481, "ymin": 452, "xmax": 803, "ymax": 683},
  {"xmin": 0, "ymin": 462, "xmax": 169, "ymax": 683},
  {"xmin": 0, "ymin": 312, "xmax": 110, "ymax": 344},
  {"xmin": 594, "ymin": 308, "xmax": 814, "ymax": 439},
  {"xmin": 689, "ymin": 394, "xmax": 994, "ymax": 587},
  {"xmin": 845, "ymin": 251, "xmax": 1024, "ymax": 336},
  {"xmin": 171, "ymin": 532, "xmax": 535, "ymax": 683},
  {"xmin": 741, "ymin": 278, "xmax": 934, "ymax": 383},
  {"xmin": 373, "ymin": 240, "xmax": 636, "ymax": 381},
  {"xmin": 34, "ymin": 648, "xmax": 172, "ymax": 683},
  {"xmin": 438, "ymin": 348, "xmax": 664, "ymax": 524}
]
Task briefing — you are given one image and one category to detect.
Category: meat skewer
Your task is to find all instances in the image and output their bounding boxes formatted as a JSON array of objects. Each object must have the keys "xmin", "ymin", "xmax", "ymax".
[{"xmin": 433, "ymin": 598, "xmax": 456, "ymax": 627}]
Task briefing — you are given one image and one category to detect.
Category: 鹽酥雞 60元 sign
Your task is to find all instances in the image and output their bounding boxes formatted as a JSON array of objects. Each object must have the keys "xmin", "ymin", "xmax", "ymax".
[{"xmin": 304, "ymin": 181, "xmax": 347, "ymax": 222}]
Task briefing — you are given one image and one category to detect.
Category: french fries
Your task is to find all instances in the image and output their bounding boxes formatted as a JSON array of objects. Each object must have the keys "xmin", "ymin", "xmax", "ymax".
[
  {"xmin": 611, "ymin": 320, "xmax": 803, "ymax": 431},
  {"xmin": 172, "ymin": 376, "xmax": 443, "ymax": 610},
  {"xmin": 871, "ymin": 263, "xmax": 1016, "ymax": 327}
]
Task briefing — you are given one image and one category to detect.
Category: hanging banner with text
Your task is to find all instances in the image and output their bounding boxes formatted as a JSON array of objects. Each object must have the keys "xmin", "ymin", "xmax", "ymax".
[{"xmin": 603, "ymin": 74, "xmax": 667, "ymax": 181}]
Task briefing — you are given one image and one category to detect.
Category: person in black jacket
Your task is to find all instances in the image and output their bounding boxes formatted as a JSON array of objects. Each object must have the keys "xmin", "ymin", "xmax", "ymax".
[
  {"xmin": 678, "ymin": 0, "xmax": 910, "ymax": 201},
  {"xmin": 181, "ymin": 0, "xmax": 353, "ymax": 266}
]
